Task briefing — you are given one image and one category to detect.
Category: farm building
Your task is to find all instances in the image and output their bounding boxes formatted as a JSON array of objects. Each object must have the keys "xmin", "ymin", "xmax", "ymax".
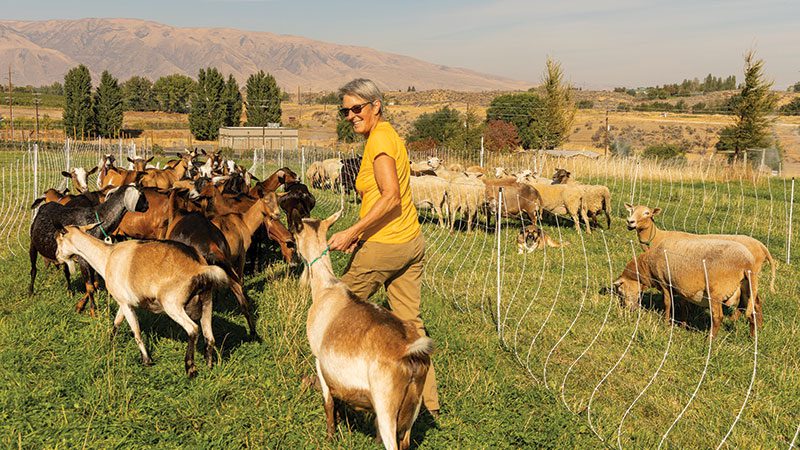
[{"xmin": 218, "ymin": 126, "xmax": 299, "ymax": 151}]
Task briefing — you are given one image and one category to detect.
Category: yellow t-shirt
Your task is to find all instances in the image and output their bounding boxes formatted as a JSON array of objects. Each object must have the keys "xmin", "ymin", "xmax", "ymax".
[{"xmin": 355, "ymin": 121, "xmax": 420, "ymax": 244}]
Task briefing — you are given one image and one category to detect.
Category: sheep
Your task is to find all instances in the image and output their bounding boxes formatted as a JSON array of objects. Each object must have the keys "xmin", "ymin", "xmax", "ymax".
[
  {"xmin": 55, "ymin": 224, "xmax": 228, "ymax": 377},
  {"xmin": 625, "ymin": 203, "xmax": 777, "ymax": 292},
  {"xmin": 306, "ymin": 161, "xmax": 325, "ymax": 189},
  {"xmin": 410, "ymin": 156, "xmax": 442, "ymax": 172},
  {"xmin": 465, "ymin": 165, "xmax": 486, "ymax": 175},
  {"xmin": 551, "ymin": 169, "xmax": 612, "ymax": 229},
  {"xmin": 29, "ymin": 185, "xmax": 149, "ymax": 316},
  {"xmin": 321, "ymin": 158, "xmax": 344, "ymax": 190},
  {"xmin": 409, "ymin": 175, "xmax": 449, "ymax": 228},
  {"xmin": 340, "ymin": 156, "xmax": 362, "ymax": 195},
  {"xmin": 447, "ymin": 163, "xmax": 464, "ymax": 172},
  {"xmin": 614, "ymin": 238, "xmax": 762, "ymax": 338},
  {"xmin": 446, "ymin": 176, "xmax": 485, "ymax": 232},
  {"xmin": 515, "ymin": 169, "xmax": 552, "ymax": 185},
  {"xmin": 481, "ymin": 178, "xmax": 542, "ymax": 229},
  {"xmin": 521, "ymin": 182, "xmax": 588, "ymax": 233},
  {"xmin": 293, "ymin": 211, "xmax": 432, "ymax": 450},
  {"xmin": 493, "ymin": 167, "xmax": 516, "ymax": 181}
]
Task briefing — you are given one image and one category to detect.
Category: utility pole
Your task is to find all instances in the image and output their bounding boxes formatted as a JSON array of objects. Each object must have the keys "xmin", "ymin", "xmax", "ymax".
[
  {"xmin": 604, "ymin": 109, "xmax": 609, "ymax": 156},
  {"xmin": 7, "ymin": 66, "xmax": 13, "ymax": 142},
  {"xmin": 297, "ymin": 86, "xmax": 301, "ymax": 123}
]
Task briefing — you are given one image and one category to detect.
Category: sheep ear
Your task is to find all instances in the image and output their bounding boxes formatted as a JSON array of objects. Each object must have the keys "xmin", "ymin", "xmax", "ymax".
[
  {"xmin": 62, "ymin": 171, "xmax": 71, "ymax": 178},
  {"xmin": 624, "ymin": 202, "xmax": 634, "ymax": 213},
  {"xmin": 652, "ymin": 207, "xmax": 662, "ymax": 216}
]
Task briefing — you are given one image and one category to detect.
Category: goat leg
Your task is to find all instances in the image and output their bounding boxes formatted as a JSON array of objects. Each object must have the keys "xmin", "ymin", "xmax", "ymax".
[{"xmin": 28, "ymin": 245, "xmax": 38, "ymax": 296}]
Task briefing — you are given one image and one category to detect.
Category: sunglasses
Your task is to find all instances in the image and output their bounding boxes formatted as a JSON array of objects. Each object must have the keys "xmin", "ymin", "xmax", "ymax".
[{"xmin": 339, "ymin": 101, "xmax": 373, "ymax": 117}]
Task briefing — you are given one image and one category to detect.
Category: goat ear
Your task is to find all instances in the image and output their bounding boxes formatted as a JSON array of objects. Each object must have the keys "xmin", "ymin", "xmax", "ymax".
[
  {"xmin": 145, "ymin": 156, "xmax": 154, "ymax": 163},
  {"xmin": 289, "ymin": 209, "xmax": 303, "ymax": 234},
  {"xmin": 31, "ymin": 197, "xmax": 45, "ymax": 209},
  {"xmin": 78, "ymin": 222, "xmax": 102, "ymax": 233},
  {"xmin": 62, "ymin": 171, "xmax": 71, "ymax": 178},
  {"xmin": 322, "ymin": 209, "xmax": 343, "ymax": 229},
  {"xmin": 263, "ymin": 192, "xmax": 279, "ymax": 214},
  {"xmin": 61, "ymin": 188, "xmax": 70, "ymax": 195},
  {"xmin": 624, "ymin": 202, "xmax": 634, "ymax": 213},
  {"xmin": 87, "ymin": 166, "xmax": 98, "ymax": 176},
  {"xmin": 127, "ymin": 157, "xmax": 135, "ymax": 163}
]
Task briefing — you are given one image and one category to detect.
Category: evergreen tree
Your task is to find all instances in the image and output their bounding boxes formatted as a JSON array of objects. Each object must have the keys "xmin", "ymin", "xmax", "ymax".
[
  {"xmin": 222, "ymin": 75, "xmax": 243, "ymax": 127},
  {"xmin": 94, "ymin": 70, "xmax": 124, "ymax": 138},
  {"xmin": 153, "ymin": 74, "xmax": 195, "ymax": 113},
  {"xmin": 715, "ymin": 51, "xmax": 778, "ymax": 159},
  {"xmin": 121, "ymin": 76, "xmax": 156, "ymax": 111},
  {"xmin": 336, "ymin": 117, "xmax": 357, "ymax": 143},
  {"xmin": 189, "ymin": 68, "xmax": 226, "ymax": 141},
  {"xmin": 62, "ymin": 65, "xmax": 95, "ymax": 139},
  {"xmin": 538, "ymin": 57, "xmax": 576, "ymax": 149},
  {"xmin": 245, "ymin": 70, "xmax": 282, "ymax": 126}
]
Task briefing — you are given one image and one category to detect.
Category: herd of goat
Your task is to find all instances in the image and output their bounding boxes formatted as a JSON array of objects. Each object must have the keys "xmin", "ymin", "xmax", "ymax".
[{"xmin": 23, "ymin": 150, "xmax": 775, "ymax": 449}]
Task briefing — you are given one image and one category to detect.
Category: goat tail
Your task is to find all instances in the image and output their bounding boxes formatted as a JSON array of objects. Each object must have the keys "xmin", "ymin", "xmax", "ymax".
[
  {"xmin": 191, "ymin": 265, "xmax": 229, "ymax": 295},
  {"xmin": 404, "ymin": 336, "xmax": 434, "ymax": 360}
]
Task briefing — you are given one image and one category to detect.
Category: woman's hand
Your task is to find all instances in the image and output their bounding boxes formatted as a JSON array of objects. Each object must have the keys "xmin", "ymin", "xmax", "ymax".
[{"xmin": 328, "ymin": 227, "xmax": 359, "ymax": 253}]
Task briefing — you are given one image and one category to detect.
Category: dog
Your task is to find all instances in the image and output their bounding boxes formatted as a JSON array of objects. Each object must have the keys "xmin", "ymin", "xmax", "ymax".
[{"xmin": 517, "ymin": 225, "xmax": 567, "ymax": 254}]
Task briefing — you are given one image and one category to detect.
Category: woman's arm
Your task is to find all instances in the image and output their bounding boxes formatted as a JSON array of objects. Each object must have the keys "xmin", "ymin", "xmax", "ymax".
[{"xmin": 328, "ymin": 153, "xmax": 401, "ymax": 252}]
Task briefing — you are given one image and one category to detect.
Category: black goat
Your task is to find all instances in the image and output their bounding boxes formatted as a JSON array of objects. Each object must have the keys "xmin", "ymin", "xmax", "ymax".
[
  {"xmin": 340, "ymin": 156, "xmax": 362, "ymax": 196},
  {"xmin": 279, "ymin": 181, "xmax": 316, "ymax": 232},
  {"xmin": 29, "ymin": 185, "xmax": 149, "ymax": 315}
]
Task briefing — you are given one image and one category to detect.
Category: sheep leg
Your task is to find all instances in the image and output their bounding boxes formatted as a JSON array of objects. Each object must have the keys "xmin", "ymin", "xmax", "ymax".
[
  {"xmin": 28, "ymin": 244, "xmax": 37, "ymax": 296},
  {"xmin": 316, "ymin": 359, "xmax": 336, "ymax": 440},
  {"xmin": 200, "ymin": 292, "xmax": 216, "ymax": 368},
  {"xmin": 119, "ymin": 304, "xmax": 152, "ymax": 366},
  {"xmin": 710, "ymin": 299, "xmax": 723, "ymax": 339},
  {"xmin": 661, "ymin": 285, "xmax": 673, "ymax": 325},
  {"xmin": 580, "ymin": 207, "xmax": 592, "ymax": 234},
  {"xmin": 163, "ymin": 301, "xmax": 200, "ymax": 378}
]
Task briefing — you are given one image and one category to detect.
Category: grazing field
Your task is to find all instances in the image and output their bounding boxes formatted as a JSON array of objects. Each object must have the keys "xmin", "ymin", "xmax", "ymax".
[{"xmin": 0, "ymin": 143, "xmax": 799, "ymax": 448}]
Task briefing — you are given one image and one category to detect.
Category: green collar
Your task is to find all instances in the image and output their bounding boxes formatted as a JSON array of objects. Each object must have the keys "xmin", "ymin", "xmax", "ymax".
[
  {"xmin": 95, "ymin": 211, "xmax": 111, "ymax": 242},
  {"xmin": 305, "ymin": 246, "xmax": 330, "ymax": 268},
  {"xmin": 639, "ymin": 226, "xmax": 656, "ymax": 247}
]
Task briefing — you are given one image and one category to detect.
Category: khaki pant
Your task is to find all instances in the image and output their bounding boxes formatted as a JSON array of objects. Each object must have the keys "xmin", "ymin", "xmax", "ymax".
[{"xmin": 340, "ymin": 232, "xmax": 440, "ymax": 412}]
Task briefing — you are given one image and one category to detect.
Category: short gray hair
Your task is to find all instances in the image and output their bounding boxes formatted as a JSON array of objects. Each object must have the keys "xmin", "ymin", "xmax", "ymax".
[{"xmin": 338, "ymin": 78, "xmax": 385, "ymax": 116}]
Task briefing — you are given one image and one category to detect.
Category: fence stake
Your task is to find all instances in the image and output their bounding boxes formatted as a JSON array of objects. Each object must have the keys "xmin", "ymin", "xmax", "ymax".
[
  {"xmin": 496, "ymin": 187, "xmax": 503, "ymax": 336},
  {"xmin": 65, "ymin": 138, "xmax": 70, "ymax": 171},
  {"xmin": 788, "ymin": 177, "xmax": 795, "ymax": 264},
  {"xmin": 280, "ymin": 145, "xmax": 284, "ymax": 168},
  {"xmin": 33, "ymin": 143, "xmax": 38, "ymax": 199},
  {"xmin": 301, "ymin": 146, "xmax": 306, "ymax": 184},
  {"xmin": 480, "ymin": 136, "xmax": 485, "ymax": 168}
]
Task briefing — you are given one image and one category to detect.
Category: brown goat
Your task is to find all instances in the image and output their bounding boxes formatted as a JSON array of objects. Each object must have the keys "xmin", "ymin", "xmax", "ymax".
[{"xmin": 294, "ymin": 211, "xmax": 432, "ymax": 450}]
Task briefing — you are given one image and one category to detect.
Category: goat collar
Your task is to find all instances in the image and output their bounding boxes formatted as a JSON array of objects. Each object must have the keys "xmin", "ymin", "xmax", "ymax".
[
  {"xmin": 94, "ymin": 211, "xmax": 112, "ymax": 244},
  {"xmin": 638, "ymin": 225, "xmax": 656, "ymax": 247},
  {"xmin": 305, "ymin": 246, "xmax": 330, "ymax": 268}
]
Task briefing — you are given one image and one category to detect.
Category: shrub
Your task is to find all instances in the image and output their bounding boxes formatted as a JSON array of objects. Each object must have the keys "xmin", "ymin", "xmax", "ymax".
[
  {"xmin": 577, "ymin": 100, "xmax": 594, "ymax": 109},
  {"xmin": 642, "ymin": 143, "xmax": 684, "ymax": 160},
  {"xmin": 483, "ymin": 120, "xmax": 520, "ymax": 153}
]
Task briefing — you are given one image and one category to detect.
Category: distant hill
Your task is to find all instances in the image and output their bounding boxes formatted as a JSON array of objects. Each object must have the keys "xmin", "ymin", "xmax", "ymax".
[{"xmin": 0, "ymin": 18, "xmax": 532, "ymax": 92}]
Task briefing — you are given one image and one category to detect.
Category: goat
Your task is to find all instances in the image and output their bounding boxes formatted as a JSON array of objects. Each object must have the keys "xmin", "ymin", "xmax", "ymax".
[
  {"xmin": 138, "ymin": 152, "xmax": 194, "ymax": 190},
  {"xmin": 294, "ymin": 211, "xmax": 432, "ymax": 450},
  {"xmin": 279, "ymin": 180, "xmax": 316, "ymax": 231},
  {"xmin": 29, "ymin": 185, "xmax": 149, "ymax": 315},
  {"xmin": 55, "ymin": 224, "xmax": 226, "ymax": 377},
  {"xmin": 61, "ymin": 166, "xmax": 97, "ymax": 193}
]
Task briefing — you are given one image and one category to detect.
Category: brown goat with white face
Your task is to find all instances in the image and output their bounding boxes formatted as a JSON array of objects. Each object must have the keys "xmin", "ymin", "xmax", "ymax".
[
  {"xmin": 293, "ymin": 211, "xmax": 432, "ymax": 450},
  {"xmin": 56, "ymin": 224, "xmax": 229, "ymax": 377}
]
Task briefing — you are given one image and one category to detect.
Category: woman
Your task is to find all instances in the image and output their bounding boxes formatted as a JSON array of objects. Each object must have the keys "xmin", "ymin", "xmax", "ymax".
[{"xmin": 327, "ymin": 78, "xmax": 440, "ymax": 418}]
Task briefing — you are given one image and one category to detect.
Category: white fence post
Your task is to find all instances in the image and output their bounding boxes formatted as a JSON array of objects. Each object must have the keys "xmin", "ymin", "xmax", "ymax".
[
  {"xmin": 301, "ymin": 146, "xmax": 306, "ymax": 184},
  {"xmin": 33, "ymin": 143, "xmax": 39, "ymax": 198},
  {"xmin": 788, "ymin": 177, "xmax": 795, "ymax": 264},
  {"xmin": 496, "ymin": 187, "xmax": 503, "ymax": 336},
  {"xmin": 480, "ymin": 136, "xmax": 485, "ymax": 168},
  {"xmin": 280, "ymin": 145, "xmax": 284, "ymax": 168},
  {"xmin": 65, "ymin": 139, "xmax": 70, "ymax": 171}
]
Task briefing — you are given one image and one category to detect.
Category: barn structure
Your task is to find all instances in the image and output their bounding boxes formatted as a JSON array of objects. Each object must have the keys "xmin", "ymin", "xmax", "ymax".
[{"xmin": 218, "ymin": 125, "xmax": 299, "ymax": 151}]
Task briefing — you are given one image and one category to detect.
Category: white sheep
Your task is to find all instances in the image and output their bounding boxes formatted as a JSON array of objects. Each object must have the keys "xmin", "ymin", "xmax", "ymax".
[{"xmin": 409, "ymin": 175, "xmax": 449, "ymax": 228}]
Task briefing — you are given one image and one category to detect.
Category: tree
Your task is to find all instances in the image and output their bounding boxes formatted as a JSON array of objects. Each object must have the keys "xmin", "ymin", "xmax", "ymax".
[
  {"xmin": 153, "ymin": 74, "xmax": 195, "ymax": 113},
  {"xmin": 62, "ymin": 65, "xmax": 95, "ymax": 139},
  {"xmin": 715, "ymin": 51, "xmax": 778, "ymax": 159},
  {"xmin": 121, "ymin": 76, "xmax": 156, "ymax": 111},
  {"xmin": 336, "ymin": 117, "xmax": 357, "ymax": 143},
  {"xmin": 245, "ymin": 70, "xmax": 282, "ymax": 126},
  {"xmin": 483, "ymin": 120, "xmax": 520, "ymax": 153},
  {"xmin": 779, "ymin": 97, "xmax": 800, "ymax": 116},
  {"xmin": 94, "ymin": 70, "xmax": 123, "ymax": 138},
  {"xmin": 189, "ymin": 68, "xmax": 226, "ymax": 141},
  {"xmin": 538, "ymin": 58, "xmax": 576, "ymax": 149},
  {"xmin": 407, "ymin": 106, "xmax": 462, "ymax": 146},
  {"xmin": 486, "ymin": 92, "xmax": 546, "ymax": 148},
  {"xmin": 222, "ymin": 75, "xmax": 243, "ymax": 127},
  {"xmin": 790, "ymin": 82, "xmax": 800, "ymax": 93}
]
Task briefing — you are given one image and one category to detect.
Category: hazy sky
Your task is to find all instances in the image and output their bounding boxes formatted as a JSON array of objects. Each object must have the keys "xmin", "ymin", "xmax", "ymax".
[{"xmin": 3, "ymin": 0, "xmax": 798, "ymax": 89}]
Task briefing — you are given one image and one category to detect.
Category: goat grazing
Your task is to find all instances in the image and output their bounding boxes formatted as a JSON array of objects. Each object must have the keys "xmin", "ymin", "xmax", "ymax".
[
  {"xmin": 294, "ymin": 211, "xmax": 432, "ymax": 450},
  {"xmin": 56, "ymin": 224, "xmax": 227, "ymax": 377}
]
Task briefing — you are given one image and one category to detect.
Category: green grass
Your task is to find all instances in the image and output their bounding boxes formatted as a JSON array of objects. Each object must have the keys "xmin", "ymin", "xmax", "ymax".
[{"xmin": 0, "ymin": 146, "xmax": 799, "ymax": 448}]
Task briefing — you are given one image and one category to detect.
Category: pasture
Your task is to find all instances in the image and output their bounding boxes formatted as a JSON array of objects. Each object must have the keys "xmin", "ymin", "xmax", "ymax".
[{"xmin": 0, "ymin": 141, "xmax": 798, "ymax": 448}]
